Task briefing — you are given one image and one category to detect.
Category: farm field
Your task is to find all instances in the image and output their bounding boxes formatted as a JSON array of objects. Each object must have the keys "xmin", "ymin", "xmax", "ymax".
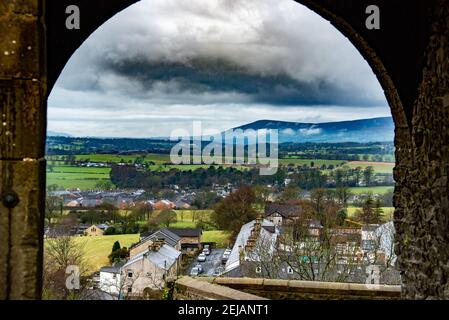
[
  {"xmin": 157, "ymin": 210, "xmax": 214, "ymax": 229},
  {"xmin": 279, "ymin": 158, "xmax": 346, "ymax": 167},
  {"xmin": 346, "ymin": 161, "xmax": 395, "ymax": 174},
  {"xmin": 202, "ymin": 231, "xmax": 231, "ymax": 248},
  {"xmin": 347, "ymin": 186, "xmax": 394, "ymax": 195},
  {"xmin": 46, "ymin": 155, "xmax": 252, "ymax": 189},
  {"xmin": 46, "ymin": 153, "xmax": 395, "ymax": 191},
  {"xmin": 147, "ymin": 164, "xmax": 249, "ymax": 172},
  {"xmin": 46, "ymin": 165, "xmax": 111, "ymax": 189},
  {"xmin": 48, "ymin": 234, "xmax": 140, "ymax": 273},
  {"xmin": 74, "ymin": 153, "xmax": 170, "ymax": 164},
  {"xmin": 347, "ymin": 206, "xmax": 394, "ymax": 221}
]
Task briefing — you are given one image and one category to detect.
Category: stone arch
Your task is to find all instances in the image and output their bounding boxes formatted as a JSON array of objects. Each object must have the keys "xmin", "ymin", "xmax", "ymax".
[{"xmin": 1, "ymin": 0, "xmax": 449, "ymax": 300}]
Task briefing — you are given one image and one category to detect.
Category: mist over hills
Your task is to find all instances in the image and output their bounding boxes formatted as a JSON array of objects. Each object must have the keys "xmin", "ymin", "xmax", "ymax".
[
  {"xmin": 229, "ymin": 117, "xmax": 394, "ymax": 143},
  {"xmin": 46, "ymin": 117, "xmax": 394, "ymax": 155}
]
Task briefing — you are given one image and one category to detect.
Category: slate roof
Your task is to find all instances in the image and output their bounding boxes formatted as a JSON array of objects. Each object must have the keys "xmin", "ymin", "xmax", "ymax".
[
  {"xmin": 100, "ymin": 265, "xmax": 121, "ymax": 274},
  {"xmin": 224, "ymin": 219, "xmax": 279, "ymax": 275},
  {"xmin": 131, "ymin": 228, "xmax": 181, "ymax": 250},
  {"xmin": 123, "ymin": 244, "xmax": 181, "ymax": 270},
  {"xmin": 168, "ymin": 228, "xmax": 202, "ymax": 238},
  {"xmin": 264, "ymin": 203, "xmax": 302, "ymax": 219}
]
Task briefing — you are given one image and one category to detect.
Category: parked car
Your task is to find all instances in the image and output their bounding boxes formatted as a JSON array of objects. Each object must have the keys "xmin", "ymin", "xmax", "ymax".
[
  {"xmin": 197, "ymin": 253, "xmax": 206, "ymax": 262},
  {"xmin": 195, "ymin": 264, "xmax": 203, "ymax": 274},
  {"xmin": 224, "ymin": 248, "xmax": 232, "ymax": 254},
  {"xmin": 204, "ymin": 244, "xmax": 211, "ymax": 251},
  {"xmin": 221, "ymin": 252, "xmax": 230, "ymax": 264},
  {"xmin": 203, "ymin": 248, "xmax": 210, "ymax": 256},
  {"xmin": 190, "ymin": 267, "xmax": 200, "ymax": 276}
]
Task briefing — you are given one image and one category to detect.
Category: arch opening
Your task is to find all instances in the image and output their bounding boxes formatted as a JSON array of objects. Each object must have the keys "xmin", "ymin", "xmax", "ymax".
[{"xmin": 44, "ymin": 0, "xmax": 405, "ymax": 299}]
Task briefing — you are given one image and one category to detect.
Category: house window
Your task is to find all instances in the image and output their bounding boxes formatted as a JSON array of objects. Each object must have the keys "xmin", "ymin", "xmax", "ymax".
[
  {"xmin": 287, "ymin": 267, "xmax": 294, "ymax": 274},
  {"xmin": 362, "ymin": 240, "xmax": 376, "ymax": 251},
  {"xmin": 113, "ymin": 274, "xmax": 117, "ymax": 279},
  {"xmin": 127, "ymin": 270, "xmax": 133, "ymax": 278},
  {"xmin": 255, "ymin": 266, "xmax": 262, "ymax": 274},
  {"xmin": 127, "ymin": 286, "xmax": 132, "ymax": 293}
]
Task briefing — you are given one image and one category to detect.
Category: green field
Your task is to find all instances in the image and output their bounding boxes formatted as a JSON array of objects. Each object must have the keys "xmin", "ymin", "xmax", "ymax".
[
  {"xmin": 147, "ymin": 164, "xmax": 248, "ymax": 172},
  {"xmin": 203, "ymin": 231, "xmax": 231, "ymax": 248},
  {"xmin": 74, "ymin": 153, "xmax": 170, "ymax": 164},
  {"xmin": 347, "ymin": 186, "xmax": 394, "ymax": 195},
  {"xmin": 46, "ymin": 153, "xmax": 395, "ymax": 190},
  {"xmin": 46, "ymin": 164, "xmax": 111, "ymax": 189},
  {"xmin": 347, "ymin": 206, "xmax": 394, "ymax": 221},
  {"xmin": 279, "ymin": 158, "xmax": 346, "ymax": 167},
  {"xmin": 346, "ymin": 161, "xmax": 395, "ymax": 174},
  {"xmin": 160, "ymin": 210, "xmax": 214, "ymax": 229},
  {"xmin": 72, "ymin": 234, "xmax": 139, "ymax": 272}
]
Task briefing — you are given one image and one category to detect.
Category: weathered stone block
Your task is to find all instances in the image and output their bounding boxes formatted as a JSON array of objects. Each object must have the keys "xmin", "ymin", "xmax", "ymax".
[
  {"xmin": 0, "ymin": 14, "xmax": 42, "ymax": 79},
  {"xmin": 0, "ymin": 79, "xmax": 46, "ymax": 159},
  {"xmin": 0, "ymin": 0, "xmax": 39, "ymax": 16},
  {"xmin": 0, "ymin": 159, "xmax": 45, "ymax": 300}
]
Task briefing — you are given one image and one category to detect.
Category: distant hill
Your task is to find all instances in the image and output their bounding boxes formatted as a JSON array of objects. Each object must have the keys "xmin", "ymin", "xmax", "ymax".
[
  {"xmin": 47, "ymin": 130, "xmax": 72, "ymax": 137},
  {"xmin": 227, "ymin": 117, "xmax": 394, "ymax": 143}
]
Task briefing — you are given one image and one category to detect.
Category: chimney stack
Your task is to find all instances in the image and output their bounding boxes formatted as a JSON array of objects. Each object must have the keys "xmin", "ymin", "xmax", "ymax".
[{"xmin": 148, "ymin": 238, "xmax": 164, "ymax": 251}]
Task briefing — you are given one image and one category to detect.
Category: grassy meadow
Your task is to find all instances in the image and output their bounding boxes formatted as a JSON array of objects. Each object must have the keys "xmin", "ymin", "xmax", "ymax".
[
  {"xmin": 346, "ymin": 161, "xmax": 395, "ymax": 174},
  {"xmin": 347, "ymin": 186, "xmax": 394, "ymax": 195},
  {"xmin": 46, "ymin": 164, "xmax": 111, "ymax": 189},
  {"xmin": 347, "ymin": 206, "xmax": 394, "ymax": 221}
]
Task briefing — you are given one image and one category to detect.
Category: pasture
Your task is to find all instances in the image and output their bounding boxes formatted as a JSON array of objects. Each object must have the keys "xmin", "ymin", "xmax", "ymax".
[
  {"xmin": 346, "ymin": 161, "xmax": 395, "ymax": 174},
  {"xmin": 348, "ymin": 186, "xmax": 394, "ymax": 195},
  {"xmin": 46, "ymin": 164, "xmax": 111, "ymax": 189},
  {"xmin": 347, "ymin": 206, "xmax": 394, "ymax": 221}
]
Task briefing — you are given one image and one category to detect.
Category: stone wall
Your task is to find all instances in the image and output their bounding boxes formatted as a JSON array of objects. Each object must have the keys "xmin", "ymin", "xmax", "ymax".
[
  {"xmin": 174, "ymin": 277, "xmax": 401, "ymax": 300},
  {"xmin": 394, "ymin": 0, "xmax": 449, "ymax": 299},
  {"xmin": 211, "ymin": 277, "xmax": 401, "ymax": 300},
  {"xmin": 174, "ymin": 277, "xmax": 267, "ymax": 300},
  {"xmin": 0, "ymin": 0, "xmax": 46, "ymax": 300}
]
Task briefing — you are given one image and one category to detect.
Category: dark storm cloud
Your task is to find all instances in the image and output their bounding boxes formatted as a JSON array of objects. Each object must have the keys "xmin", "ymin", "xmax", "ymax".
[
  {"xmin": 48, "ymin": 0, "xmax": 390, "ymax": 137},
  {"xmin": 98, "ymin": 57, "xmax": 381, "ymax": 107}
]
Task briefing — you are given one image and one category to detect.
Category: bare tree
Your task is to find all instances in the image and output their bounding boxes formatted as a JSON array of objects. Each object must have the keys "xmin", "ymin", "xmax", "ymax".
[
  {"xmin": 43, "ymin": 236, "xmax": 93, "ymax": 300},
  {"xmin": 240, "ymin": 232, "xmax": 283, "ymax": 279},
  {"xmin": 45, "ymin": 195, "xmax": 63, "ymax": 226},
  {"xmin": 278, "ymin": 224, "xmax": 361, "ymax": 282}
]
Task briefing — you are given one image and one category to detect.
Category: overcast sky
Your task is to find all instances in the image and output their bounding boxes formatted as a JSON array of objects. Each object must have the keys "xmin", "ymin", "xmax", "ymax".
[{"xmin": 48, "ymin": 0, "xmax": 390, "ymax": 138}]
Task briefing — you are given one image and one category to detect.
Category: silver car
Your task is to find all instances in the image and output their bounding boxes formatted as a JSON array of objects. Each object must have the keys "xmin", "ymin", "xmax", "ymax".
[
  {"xmin": 197, "ymin": 253, "xmax": 206, "ymax": 262},
  {"xmin": 190, "ymin": 267, "xmax": 200, "ymax": 276},
  {"xmin": 195, "ymin": 264, "xmax": 203, "ymax": 274},
  {"xmin": 221, "ymin": 252, "xmax": 230, "ymax": 264}
]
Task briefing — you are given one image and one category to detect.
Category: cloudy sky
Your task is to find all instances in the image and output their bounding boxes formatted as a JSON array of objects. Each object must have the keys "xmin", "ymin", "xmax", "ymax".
[{"xmin": 48, "ymin": 0, "xmax": 390, "ymax": 138}]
